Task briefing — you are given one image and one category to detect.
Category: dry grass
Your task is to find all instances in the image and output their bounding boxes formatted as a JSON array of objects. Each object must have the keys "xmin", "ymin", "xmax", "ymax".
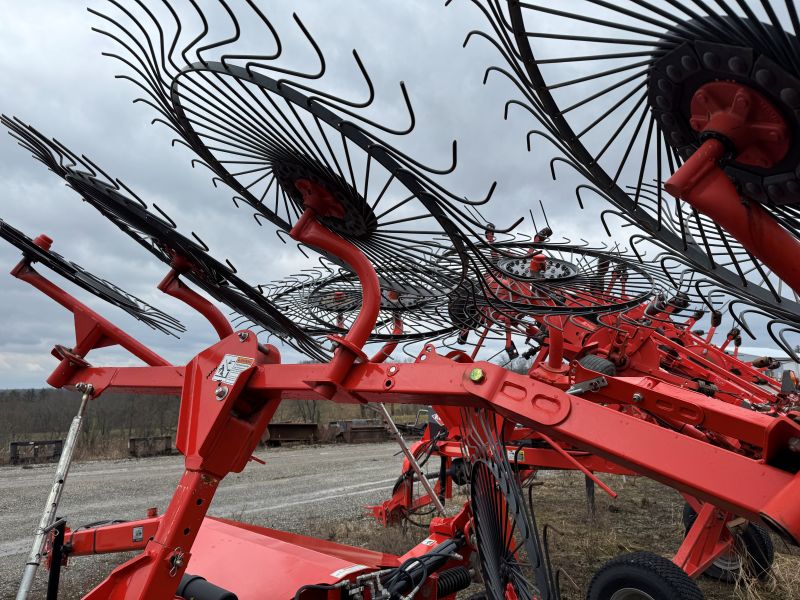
[{"xmin": 312, "ymin": 472, "xmax": 800, "ymax": 600}]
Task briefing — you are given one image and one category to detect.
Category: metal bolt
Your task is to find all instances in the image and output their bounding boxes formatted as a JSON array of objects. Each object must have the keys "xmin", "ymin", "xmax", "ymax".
[
  {"xmin": 238, "ymin": 331, "xmax": 249, "ymax": 342},
  {"xmin": 789, "ymin": 437, "xmax": 800, "ymax": 453},
  {"xmin": 215, "ymin": 385, "xmax": 228, "ymax": 401},
  {"xmin": 632, "ymin": 392, "xmax": 644, "ymax": 403},
  {"xmin": 388, "ymin": 366, "xmax": 398, "ymax": 375},
  {"xmin": 469, "ymin": 368, "xmax": 485, "ymax": 383}
]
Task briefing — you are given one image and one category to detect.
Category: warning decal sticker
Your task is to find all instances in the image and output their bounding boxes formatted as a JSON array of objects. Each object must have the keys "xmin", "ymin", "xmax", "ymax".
[
  {"xmin": 507, "ymin": 449, "xmax": 525, "ymax": 462},
  {"xmin": 212, "ymin": 354, "xmax": 255, "ymax": 385}
]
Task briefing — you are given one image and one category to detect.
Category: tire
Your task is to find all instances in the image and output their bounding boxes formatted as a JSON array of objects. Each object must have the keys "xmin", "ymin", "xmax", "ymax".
[
  {"xmin": 586, "ymin": 552, "xmax": 702, "ymax": 600},
  {"xmin": 578, "ymin": 354, "xmax": 617, "ymax": 376},
  {"xmin": 682, "ymin": 503, "xmax": 774, "ymax": 582},
  {"xmin": 449, "ymin": 458, "xmax": 470, "ymax": 486}
]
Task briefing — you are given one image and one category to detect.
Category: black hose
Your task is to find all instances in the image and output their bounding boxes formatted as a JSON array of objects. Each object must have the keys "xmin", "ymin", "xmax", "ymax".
[{"xmin": 177, "ymin": 574, "xmax": 237, "ymax": 600}]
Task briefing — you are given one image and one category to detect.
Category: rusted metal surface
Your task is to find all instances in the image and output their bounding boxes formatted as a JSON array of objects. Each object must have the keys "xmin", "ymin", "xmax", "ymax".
[
  {"xmin": 9, "ymin": 440, "xmax": 63, "ymax": 465},
  {"xmin": 329, "ymin": 419, "xmax": 391, "ymax": 444},
  {"xmin": 264, "ymin": 423, "xmax": 319, "ymax": 446},
  {"xmin": 127, "ymin": 436, "xmax": 172, "ymax": 458}
]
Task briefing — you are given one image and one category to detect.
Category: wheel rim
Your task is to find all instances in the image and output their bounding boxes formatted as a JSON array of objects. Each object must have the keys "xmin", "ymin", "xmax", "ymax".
[
  {"xmin": 712, "ymin": 551, "xmax": 743, "ymax": 572},
  {"xmin": 610, "ymin": 589, "xmax": 656, "ymax": 600}
]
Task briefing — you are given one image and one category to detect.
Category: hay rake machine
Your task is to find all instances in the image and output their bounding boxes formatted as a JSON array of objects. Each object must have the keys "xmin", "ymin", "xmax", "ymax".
[{"xmin": 4, "ymin": 1, "xmax": 800, "ymax": 600}]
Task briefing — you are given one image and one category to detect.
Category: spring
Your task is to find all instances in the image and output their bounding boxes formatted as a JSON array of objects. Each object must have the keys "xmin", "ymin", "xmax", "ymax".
[{"xmin": 436, "ymin": 566, "xmax": 472, "ymax": 597}]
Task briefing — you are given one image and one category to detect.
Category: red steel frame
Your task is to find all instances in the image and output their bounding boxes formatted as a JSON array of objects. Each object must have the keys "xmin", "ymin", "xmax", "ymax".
[
  {"xmin": 664, "ymin": 81, "xmax": 800, "ymax": 293},
  {"xmin": 13, "ymin": 180, "xmax": 800, "ymax": 599}
]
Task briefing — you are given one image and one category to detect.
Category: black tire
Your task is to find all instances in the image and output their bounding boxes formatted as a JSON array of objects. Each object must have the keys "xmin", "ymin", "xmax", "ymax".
[
  {"xmin": 586, "ymin": 552, "xmax": 702, "ymax": 600},
  {"xmin": 449, "ymin": 458, "xmax": 470, "ymax": 487},
  {"xmin": 578, "ymin": 354, "xmax": 617, "ymax": 376},
  {"xmin": 682, "ymin": 503, "xmax": 774, "ymax": 582}
]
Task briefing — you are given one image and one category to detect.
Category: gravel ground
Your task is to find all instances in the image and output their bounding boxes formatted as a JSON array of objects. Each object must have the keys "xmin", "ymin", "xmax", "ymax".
[
  {"xmin": 0, "ymin": 442, "xmax": 402, "ymax": 598},
  {"xmin": 3, "ymin": 443, "xmax": 798, "ymax": 600}
]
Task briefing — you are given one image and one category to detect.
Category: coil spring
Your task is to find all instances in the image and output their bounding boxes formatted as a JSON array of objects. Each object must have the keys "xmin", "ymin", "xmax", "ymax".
[{"xmin": 436, "ymin": 566, "xmax": 472, "ymax": 597}]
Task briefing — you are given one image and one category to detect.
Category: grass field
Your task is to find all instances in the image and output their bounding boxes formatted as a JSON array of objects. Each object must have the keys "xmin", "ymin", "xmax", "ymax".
[{"xmin": 307, "ymin": 472, "xmax": 800, "ymax": 600}]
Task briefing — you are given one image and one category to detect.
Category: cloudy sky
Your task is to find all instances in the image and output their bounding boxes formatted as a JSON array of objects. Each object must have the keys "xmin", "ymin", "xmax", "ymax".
[{"xmin": 0, "ymin": 1, "xmax": 789, "ymax": 388}]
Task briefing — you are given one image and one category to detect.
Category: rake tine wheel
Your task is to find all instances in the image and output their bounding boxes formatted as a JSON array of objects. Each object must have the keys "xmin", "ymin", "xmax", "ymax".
[
  {"xmin": 2, "ymin": 116, "xmax": 331, "ymax": 362},
  {"xmin": 462, "ymin": 408, "xmax": 559, "ymax": 600},
  {"xmin": 464, "ymin": 0, "xmax": 800, "ymax": 319},
  {"xmin": 254, "ymin": 268, "xmax": 458, "ymax": 342},
  {"xmin": 89, "ymin": 0, "xmax": 507, "ymax": 298},
  {"xmin": 0, "ymin": 219, "xmax": 184, "ymax": 336}
]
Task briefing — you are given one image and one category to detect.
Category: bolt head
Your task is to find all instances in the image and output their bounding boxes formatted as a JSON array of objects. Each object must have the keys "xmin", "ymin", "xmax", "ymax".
[
  {"xmin": 388, "ymin": 366, "xmax": 398, "ymax": 375},
  {"xmin": 215, "ymin": 385, "xmax": 228, "ymax": 400},
  {"xmin": 469, "ymin": 368, "xmax": 485, "ymax": 383},
  {"xmin": 238, "ymin": 332, "xmax": 249, "ymax": 342},
  {"xmin": 632, "ymin": 392, "xmax": 644, "ymax": 403}
]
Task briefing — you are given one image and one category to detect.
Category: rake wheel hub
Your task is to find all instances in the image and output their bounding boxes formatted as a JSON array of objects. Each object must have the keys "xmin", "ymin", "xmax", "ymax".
[
  {"xmin": 496, "ymin": 256, "xmax": 578, "ymax": 282},
  {"xmin": 271, "ymin": 154, "xmax": 377, "ymax": 238},
  {"xmin": 648, "ymin": 25, "xmax": 800, "ymax": 206},
  {"xmin": 689, "ymin": 82, "xmax": 789, "ymax": 168}
]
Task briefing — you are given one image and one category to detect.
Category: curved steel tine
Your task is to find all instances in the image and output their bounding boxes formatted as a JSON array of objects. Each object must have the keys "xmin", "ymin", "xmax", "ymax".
[
  {"xmin": 220, "ymin": 0, "xmax": 282, "ymax": 67},
  {"xmin": 368, "ymin": 139, "xmax": 457, "ymax": 177},
  {"xmin": 539, "ymin": 199, "xmax": 550, "ymax": 230},
  {"xmin": 728, "ymin": 304, "xmax": 759, "ymax": 340},
  {"xmin": 314, "ymin": 78, "xmax": 415, "ymax": 136},
  {"xmin": 195, "ymin": 0, "xmax": 240, "ymax": 64},
  {"xmin": 769, "ymin": 322, "xmax": 800, "ymax": 362},
  {"xmin": 152, "ymin": 204, "xmax": 177, "ymax": 228},
  {"xmin": 318, "ymin": 258, "xmax": 334, "ymax": 274},
  {"xmin": 282, "ymin": 49, "xmax": 374, "ymax": 109},
  {"xmin": 190, "ymin": 231, "xmax": 210, "ymax": 252},
  {"xmin": 246, "ymin": 13, "xmax": 324, "ymax": 80}
]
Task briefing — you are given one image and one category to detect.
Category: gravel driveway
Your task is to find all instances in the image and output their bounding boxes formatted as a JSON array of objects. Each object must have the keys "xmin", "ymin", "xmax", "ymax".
[{"xmin": 0, "ymin": 441, "xmax": 403, "ymax": 598}]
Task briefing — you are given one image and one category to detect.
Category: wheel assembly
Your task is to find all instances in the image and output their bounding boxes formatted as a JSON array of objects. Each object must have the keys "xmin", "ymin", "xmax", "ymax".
[
  {"xmin": 467, "ymin": 0, "xmax": 800, "ymax": 321},
  {"xmin": 586, "ymin": 552, "xmax": 703, "ymax": 600},
  {"xmin": 682, "ymin": 502, "xmax": 775, "ymax": 582}
]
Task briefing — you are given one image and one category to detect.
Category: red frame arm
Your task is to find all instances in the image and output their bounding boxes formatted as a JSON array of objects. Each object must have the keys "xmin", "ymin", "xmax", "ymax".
[{"xmin": 11, "ymin": 261, "xmax": 170, "ymax": 388}]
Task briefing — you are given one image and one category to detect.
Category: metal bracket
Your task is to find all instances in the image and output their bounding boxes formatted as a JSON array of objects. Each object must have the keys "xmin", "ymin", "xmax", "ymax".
[{"xmin": 566, "ymin": 376, "xmax": 608, "ymax": 396}]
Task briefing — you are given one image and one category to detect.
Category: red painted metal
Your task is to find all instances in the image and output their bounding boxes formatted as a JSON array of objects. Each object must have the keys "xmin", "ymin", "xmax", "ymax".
[
  {"xmin": 369, "ymin": 316, "xmax": 403, "ymax": 363},
  {"xmin": 158, "ymin": 266, "xmax": 233, "ymax": 340},
  {"xmin": 290, "ymin": 204, "xmax": 380, "ymax": 400},
  {"xmin": 83, "ymin": 332, "xmax": 281, "ymax": 599},
  {"xmin": 64, "ymin": 517, "xmax": 161, "ymax": 557},
  {"xmin": 665, "ymin": 82, "xmax": 800, "ymax": 293},
  {"xmin": 18, "ymin": 190, "xmax": 800, "ymax": 597},
  {"xmin": 10, "ymin": 260, "xmax": 170, "ymax": 390},
  {"xmin": 673, "ymin": 503, "xmax": 734, "ymax": 579},
  {"xmin": 62, "ymin": 353, "xmax": 800, "ymax": 543}
]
